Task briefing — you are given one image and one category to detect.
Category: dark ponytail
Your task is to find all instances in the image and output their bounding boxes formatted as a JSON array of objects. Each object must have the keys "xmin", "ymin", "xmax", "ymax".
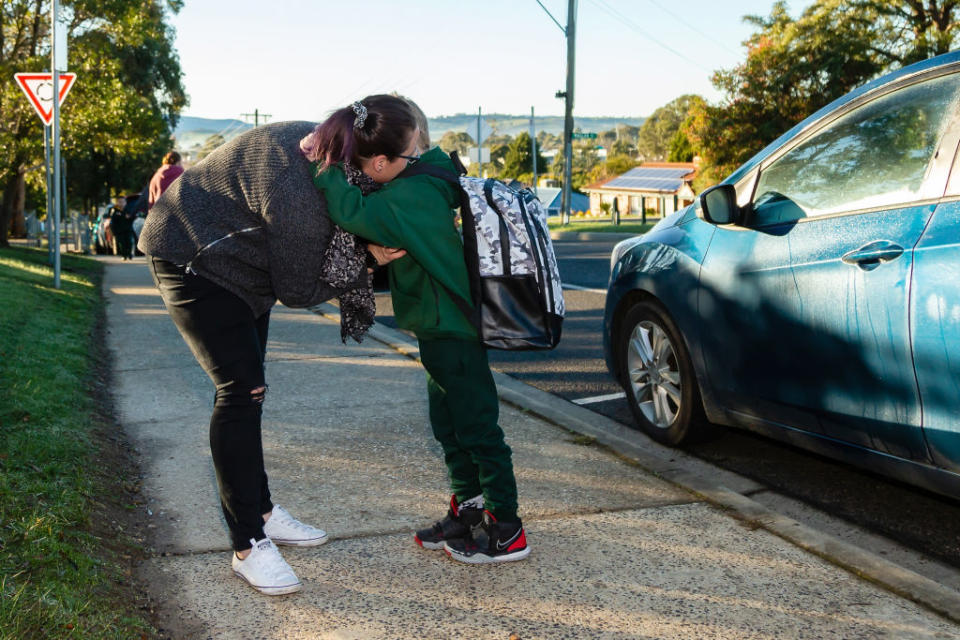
[{"xmin": 300, "ymin": 94, "xmax": 416, "ymax": 169}]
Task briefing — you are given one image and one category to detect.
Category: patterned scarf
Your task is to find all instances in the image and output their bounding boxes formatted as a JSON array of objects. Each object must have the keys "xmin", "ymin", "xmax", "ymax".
[{"xmin": 319, "ymin": 163, "xmax": 381, "ymax": 343}]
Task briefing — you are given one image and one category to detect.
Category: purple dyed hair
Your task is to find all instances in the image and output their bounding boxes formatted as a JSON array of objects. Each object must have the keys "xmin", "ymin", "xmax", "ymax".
[{"xmin": 300, "ymin": 94, "xmax": 417, "ymax": 169}]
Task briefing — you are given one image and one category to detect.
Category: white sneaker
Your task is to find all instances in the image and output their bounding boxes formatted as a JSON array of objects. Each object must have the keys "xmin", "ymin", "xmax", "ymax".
[
  {"xmin": 263, "ymin": 505, "xmax": 328, "ymax": 547},
  {"xmin": 232, "ymin": 538, "xmax": 302, "ymax": 596}
]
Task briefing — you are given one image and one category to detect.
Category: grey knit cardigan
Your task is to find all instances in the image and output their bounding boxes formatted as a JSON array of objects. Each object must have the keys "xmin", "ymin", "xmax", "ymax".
[{"xmin": 139, "ymin": 121, "xmax": 352, "ymax": 317}]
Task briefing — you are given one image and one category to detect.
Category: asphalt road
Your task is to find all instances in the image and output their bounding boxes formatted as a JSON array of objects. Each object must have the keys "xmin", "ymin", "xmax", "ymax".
[{"xmin": 372, "ymin": 237, "xmax": 960, "ymax": 569}]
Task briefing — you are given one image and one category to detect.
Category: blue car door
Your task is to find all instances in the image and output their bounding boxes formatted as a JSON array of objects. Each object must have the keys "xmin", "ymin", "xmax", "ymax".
[
  {"xmin": 698, "ymin": 70, "xmax": 960, "ymax": 460},
  {"xmin": 912, "ymin": 199, "xmax": 960, "ymax": 474}
]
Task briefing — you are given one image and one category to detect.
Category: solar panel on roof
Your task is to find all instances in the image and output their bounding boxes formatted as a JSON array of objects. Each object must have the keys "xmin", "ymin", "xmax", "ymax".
[
  {"xmin": 606, "ymin": 176, "xmax": 684, "ymax": 191},
  {"xmin": 623, "ymin": 167, "xmax": 690, "ymax": 179},
  {"xmin": 602, "ymin": 166, "xmax": 691, "ymax": 192}
]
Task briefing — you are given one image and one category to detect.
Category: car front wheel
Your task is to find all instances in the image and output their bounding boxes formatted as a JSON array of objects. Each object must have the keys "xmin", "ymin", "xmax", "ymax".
[{"xmin": 617, "ymin": 299, "xmax": 709, "ymax": 446}]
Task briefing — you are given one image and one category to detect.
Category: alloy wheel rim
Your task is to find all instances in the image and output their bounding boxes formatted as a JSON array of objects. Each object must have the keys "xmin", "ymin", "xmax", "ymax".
[{"xmin": 626, "ymin": 320, "xmax": 682, "ymax": 429}]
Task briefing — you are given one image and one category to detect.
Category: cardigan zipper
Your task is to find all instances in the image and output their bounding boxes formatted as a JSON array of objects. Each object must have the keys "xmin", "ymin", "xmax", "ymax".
[{"xmin": 184, "ymin": 226, "xmax": 261, "ymax": 274}]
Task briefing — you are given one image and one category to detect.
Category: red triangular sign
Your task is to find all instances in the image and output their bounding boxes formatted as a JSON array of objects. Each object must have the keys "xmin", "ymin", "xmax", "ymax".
[{"xmin": 14, "ymin": 72, "xmax": 77, "ymax": 126}]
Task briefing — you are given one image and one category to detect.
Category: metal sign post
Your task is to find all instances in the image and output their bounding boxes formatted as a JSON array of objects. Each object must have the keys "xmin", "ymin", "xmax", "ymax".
[
  {"xmin": 51, "ymin": 0, "xmax": 61, "ymax": 288},
  {"xmin": 477, "ymin": 107, "xmax": 483, "ymax": 178},
  {"xmin": 530, "ymin": 106, "xmax": 538, "ymax": 196},
  {"xmin": 43, "ymin": 126, "xmax": 53, "ymax": 259},
  {"xmin": 470, "ymin": 112, "xmax": 492, "ymax": 175}
]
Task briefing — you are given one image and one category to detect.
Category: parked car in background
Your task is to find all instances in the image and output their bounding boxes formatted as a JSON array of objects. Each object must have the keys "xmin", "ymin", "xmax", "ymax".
[
  {"xmin": 603, "ymin": 51, "xmax": 960, "ymax": 500},
  {"xmin": 93, "ymin": 205, "xmax": 115, "ymax": 255},
  {"xmin": 94, "ymin": 193, "xmax": 147, "ymax": 255}
]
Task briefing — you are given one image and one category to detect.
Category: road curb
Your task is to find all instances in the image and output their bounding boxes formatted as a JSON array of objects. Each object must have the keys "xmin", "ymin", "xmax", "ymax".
[
  {"xmin": 306, "ymin": 303, "xmax": 960, "ymax": 625},
  {"xmin": 550, "ymin": 230, "xmax": 637, "ymax": 242}
]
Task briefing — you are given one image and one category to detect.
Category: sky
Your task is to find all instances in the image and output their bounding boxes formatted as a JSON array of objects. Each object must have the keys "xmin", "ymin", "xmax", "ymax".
[{"xmin": 170, "ymin": 0, "xmax": 815, "ymax": 123}]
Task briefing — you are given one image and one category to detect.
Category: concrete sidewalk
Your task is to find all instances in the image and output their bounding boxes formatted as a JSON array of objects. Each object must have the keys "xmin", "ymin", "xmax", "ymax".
[{"xmin": 103, "ymin": 258, "xmax": 959, "ymax": 639}]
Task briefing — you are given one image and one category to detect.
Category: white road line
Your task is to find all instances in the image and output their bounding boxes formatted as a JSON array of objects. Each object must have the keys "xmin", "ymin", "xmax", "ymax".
[
  {"xmin": 563, "ymin": 283, "xmax": 607, "ymax": 294},
  {"xmin": 572, "ymin": 391, "xmax": 626, "ymax": 405}
]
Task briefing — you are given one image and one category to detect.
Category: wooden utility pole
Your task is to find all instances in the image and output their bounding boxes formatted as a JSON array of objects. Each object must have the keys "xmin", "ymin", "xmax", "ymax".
[
  {"xmin": 241, "ymin": 109, "xmax": 272, "ymax": 127},
  {"xmin": 560, "ymin": 0, "xmax": 577, "ymax": 225}
]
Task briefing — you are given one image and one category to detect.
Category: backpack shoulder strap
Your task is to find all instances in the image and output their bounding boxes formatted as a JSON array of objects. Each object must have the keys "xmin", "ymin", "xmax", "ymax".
[
  {"xmin": 433, "ymin": 277, "xmax": 479, "ymax": 329},
  {"xmin": 397, "ymin": 149, "xmax": 468, "ymax": 183},
  {"xmin": 449, "ymin": 150, "xmax": 468, "ymax": 175}
]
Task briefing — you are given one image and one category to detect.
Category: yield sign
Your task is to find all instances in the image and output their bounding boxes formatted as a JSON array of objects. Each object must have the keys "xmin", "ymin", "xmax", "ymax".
[{"xmin": 14, "ymin": 72, "xmax": 77, "ymax": 126}]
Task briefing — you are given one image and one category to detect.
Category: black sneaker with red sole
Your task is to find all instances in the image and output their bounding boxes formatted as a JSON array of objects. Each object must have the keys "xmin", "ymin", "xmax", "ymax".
[
  {"xmin": 414, "ymin": 494, "xmax": 484, "ymax": 550},
  {"xmin": 443, "ymin": 510, "xmax": 530, "ymax": 564}
]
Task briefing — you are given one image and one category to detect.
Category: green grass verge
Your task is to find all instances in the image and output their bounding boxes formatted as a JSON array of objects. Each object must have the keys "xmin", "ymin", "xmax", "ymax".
[
  {"xmin": 0, "ymin": 247, "xmax": 152, "ymax": 639},
  {"xmin": 548, "ymin": 219, "xmax": 656, "ymax": 234}
]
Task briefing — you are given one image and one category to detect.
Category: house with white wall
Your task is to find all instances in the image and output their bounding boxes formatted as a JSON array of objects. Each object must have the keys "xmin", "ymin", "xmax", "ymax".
[{"xmin": 583, "ymin": 162, "xmax": 697, "ymax": 218}]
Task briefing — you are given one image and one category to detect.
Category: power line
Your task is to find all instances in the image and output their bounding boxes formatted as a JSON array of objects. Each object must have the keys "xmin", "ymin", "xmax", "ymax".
[
  {"xmin": 216, "ymin": 120, "xmax": 247, "ymax": 139},
  {"xmin": 642, "ymin": 0, "xmax": 740, "ymax": 56},
  {"xmin": 241, "ymin": 109, "xmax": 272, "ymax": 127},
  {"xmin": 535, "ymin": 0, "xmax": 566, "ymax": 33},
  {"xmin": 585, "ymin": 0, "xmax": 712, "ymax": 72}
]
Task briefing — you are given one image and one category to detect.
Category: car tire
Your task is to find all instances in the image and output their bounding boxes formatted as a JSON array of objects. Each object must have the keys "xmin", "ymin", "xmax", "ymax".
[{"xmin": 617, "ymin": 299, "xmax": 710, "ymax": 446}]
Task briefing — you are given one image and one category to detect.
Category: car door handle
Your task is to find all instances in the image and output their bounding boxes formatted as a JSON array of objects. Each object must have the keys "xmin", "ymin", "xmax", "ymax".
[{"xmin": 841, "ymin": 241, "xmax": 904, "ymax": 271}]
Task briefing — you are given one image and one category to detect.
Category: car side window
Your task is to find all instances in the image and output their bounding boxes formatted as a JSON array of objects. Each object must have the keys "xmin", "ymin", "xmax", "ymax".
[{"xmin": 751, "ymin": 73, "xmax": 960, "ymax": 226}]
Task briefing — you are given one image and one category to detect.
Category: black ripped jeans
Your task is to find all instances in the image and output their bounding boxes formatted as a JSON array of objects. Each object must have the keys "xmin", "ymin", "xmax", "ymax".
[{"xmin": 149, "ymin": 257, "xmax": 273, "ymax": 551}]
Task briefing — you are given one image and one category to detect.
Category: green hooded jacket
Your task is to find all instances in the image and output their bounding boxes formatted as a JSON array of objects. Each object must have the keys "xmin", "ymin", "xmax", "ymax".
[{"xmin": 312, "ymin": 148, "xmax": 476, "ymax": 341}]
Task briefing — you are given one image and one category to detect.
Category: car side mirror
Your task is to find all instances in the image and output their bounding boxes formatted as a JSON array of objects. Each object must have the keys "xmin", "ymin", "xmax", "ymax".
[{"xmin": 699, "ymin": 184, "xmax": 740, "ymax": 225}]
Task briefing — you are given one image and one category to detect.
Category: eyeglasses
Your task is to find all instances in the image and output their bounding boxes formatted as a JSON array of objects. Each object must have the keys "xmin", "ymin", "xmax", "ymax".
[{"xmin": 396, "ymin": 152, "xmax": 421, "ymax": 165}]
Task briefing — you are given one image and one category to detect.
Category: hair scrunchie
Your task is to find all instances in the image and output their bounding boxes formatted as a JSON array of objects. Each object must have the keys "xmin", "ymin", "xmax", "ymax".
[{"xmin": 352, "ymin": 101, "xmax": 368, "ymax": 129}]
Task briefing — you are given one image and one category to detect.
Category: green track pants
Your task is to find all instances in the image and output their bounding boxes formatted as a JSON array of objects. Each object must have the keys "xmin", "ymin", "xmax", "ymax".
[{"xmin": 418, "ymin": 338, "xmax": 518, "ymax": 522}]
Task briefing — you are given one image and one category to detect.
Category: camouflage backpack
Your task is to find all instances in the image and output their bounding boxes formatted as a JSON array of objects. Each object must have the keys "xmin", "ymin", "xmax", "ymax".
[{"xmin": 400, "ymin": 152, "xmax": 564, "ymax": 350}]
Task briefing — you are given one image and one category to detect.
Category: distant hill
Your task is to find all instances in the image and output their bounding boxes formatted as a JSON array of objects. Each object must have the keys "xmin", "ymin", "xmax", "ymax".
[
  {"xmin": 174, "ymin": 114, "xmax": 645, "ymax": 151},
  {"xmin": 174, "ymin": 116, "xmax": 252, "ymax": 150},
  {"xmin": 430, "ymin": 114, "xmax": 645, "ymax": 138}
]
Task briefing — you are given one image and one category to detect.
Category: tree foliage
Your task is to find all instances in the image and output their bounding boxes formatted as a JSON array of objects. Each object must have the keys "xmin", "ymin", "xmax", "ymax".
[
  {"xmin": 500, "ymin": 132, "xmax": 548, "ymax": 180},
  {"xmin": 437, "ymin": 130, "xmax": 474, "ymax": 157},
  {"xmin": 636, "ymin": 94, "xmax": 703, "ymax": 161},
  {"xmin": 550, "ymin": 144, "xmax": 602, "ymax": 192},
  {"xmin": 667, "ymin": 129, "xmax": 696, "ymax": 163},
  {"xmin": 1, "ymin": 0, "xmax": 186, "ymax": 244},
  {"xmin": 536, "ymin": 130, "xmax": 562, "ymax": 151},
  {"xmin": 587, "ymin": 153, "xmax": 641, "ymax": 186},
  {"xmin": 686, "ymin": 0, "xmax": 960, "ymax": 189},
  {"xmin": 197, "ymin": 134, "xmax": 227, "ymax": 161}
]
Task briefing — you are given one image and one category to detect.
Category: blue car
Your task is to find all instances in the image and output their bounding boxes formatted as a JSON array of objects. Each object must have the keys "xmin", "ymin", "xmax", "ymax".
[{"xmin": 603, "ymin": 51, "xmax": 960, "ymax": 499}]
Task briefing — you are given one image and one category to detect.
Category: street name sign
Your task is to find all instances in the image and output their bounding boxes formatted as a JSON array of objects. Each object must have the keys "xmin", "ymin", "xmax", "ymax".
[
  {"xmin": 14, "ymin": 72, "xmax": 76, "ymax": 126},
  {"xmin": 572, "ymin": 132, "xmax": 597, "ymax": 139}
]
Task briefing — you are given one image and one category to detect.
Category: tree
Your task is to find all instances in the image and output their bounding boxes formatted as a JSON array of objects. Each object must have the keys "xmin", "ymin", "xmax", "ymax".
[
  {"xmin": 586, "ymin": 154, "xmax": 640, "ymax": 185},
  {"xmin": 536, "ymin": 131, "xmax": 562, "ymax": 151},
  {"xmin": 500, "ymin": 132, "xmax": 548, "ymax": 180},
  {"xmin": 854, "ymin": 0, "xmax": 960, "ymax": 66},
  {"xmin": 636, "ymin": 94, "xmax": 704, "ymax": 161},
  {"xmin": 667, "ymin": 129, "xmax": 696, "ymax": 162},
  {"xmin": 437, "ymin": 130, "xmax": 474, "ymax": 157},
  {"xmin": 0, "ymin": 1, "xmax": 186, "ymax": 245},
  {"xmin": 687, "ymin": 0, "xmax": 960, "ymax": 188},
  {"xmin": 611, "ymin": 137, "xmax": 636, "ymax": 157},
  {"xmin": 605, "ymin": 155, "xmax": 640, "ymax": 176},
  {"xmin": 551, "ymin": 145, "xmax": 601, "ymax": 192},
  {"xmin": 597, "ymin": 130, "xmax": 617, "ymax": 149},
  {"xmin": 197, "ymin": 134, "xmax": 227, "ymax": 161}
]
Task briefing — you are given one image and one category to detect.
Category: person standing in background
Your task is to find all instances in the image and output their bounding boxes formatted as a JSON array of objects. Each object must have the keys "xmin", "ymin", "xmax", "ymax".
[
  {"xmin": 107, "ymin": 196, "xmax": 127, "ymax": 257},
  {"xmin": 148, "ymin": 151, "xmax": 185, "ymax": 210}
]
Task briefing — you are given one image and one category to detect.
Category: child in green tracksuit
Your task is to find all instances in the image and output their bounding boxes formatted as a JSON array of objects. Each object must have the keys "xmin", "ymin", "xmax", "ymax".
[{"xmin": 307, "ymin": 96, "xmax": 529, "ymax": 563}]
